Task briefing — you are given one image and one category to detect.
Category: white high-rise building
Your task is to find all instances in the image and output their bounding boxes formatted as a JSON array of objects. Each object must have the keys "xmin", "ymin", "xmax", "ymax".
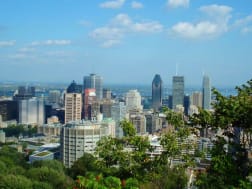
[
  {"xmin": 125, "ymin": 90, "xmax": 143, "ymax": 112},
  {"xmin": 19, "ymin": 97, "xmax": 44, "ymax": 125},
  {"xmin": 61, "ymin": 119, "xmax": 115, "ymax": 168},
  {"xmin": 65, "ymin": 93, "xmax": 82, "ymax": 124}
]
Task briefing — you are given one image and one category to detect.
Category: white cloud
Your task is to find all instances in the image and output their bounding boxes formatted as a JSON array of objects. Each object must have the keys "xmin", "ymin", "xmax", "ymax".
[
  {"xmin": 171, "ymin": 22, "xmax": 218, "ymax": 39},
  {"xmin": 167, "ymin": 0, "xmax": 189, "ymax": 8},
  {"xmin": 18, "ymin": 47, "xmax": 35, "ymax": 52},
  {"xmin": 133, "ymin": 22, "xmax": 163, "ymax": 33},
  {"xmin": 0, "ymin": 40, "xmax": 16, "ymax": 47},
  {"xmin": 100, "ymin": 0, "xmax": 125, "ymax": 9},
  {"xmin": 8, "ymin": 53, "xmax": 30, "ymax": 59},
  {"xmin": 170, "ymin": 4, "xmax": 232, "ymax": 39},
  {"xmin": 90, "ymin": 27, "xmax": 124, "ymax": 40},
  {"xmin": 90, "ymin": 13, "xmax": 163, "ymax": 47},
  {"xmin": 131, "ymin": 1, "xmax": 143, "ymax": 9},
  {"xmin": 234, "ymin": 15, "xmax": 252, "ymax": 34},
  {"xmin": 45, "ymin": 51, "xmax": 74, "ymax": 57},
  {"xmin": 234, "ymin": 15, "xmax": 252, "ymax": 26},
  {"xmin": 31, "ymin": 40, "xmax": 71, "ymax": 46},
  {"xmin": 199, "ymin": 4, "xmax": 232, "ymax": 20},
  {"xmin": 101, "ymin": 40, "xmax": 121, "ymax": 48},
  {"xmin": 241, "ymin": 26, "xmax": 252, "ymax": 34}
]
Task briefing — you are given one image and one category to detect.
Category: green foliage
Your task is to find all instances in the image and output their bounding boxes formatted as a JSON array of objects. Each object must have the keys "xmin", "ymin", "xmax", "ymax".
[
  {"xmin": 189, "ymin": 107, "xmax": 213, "ymax": 137},
  {"xmin": 0, "ymin": 145, "xmax": 73, "ymax": 189},
  {"xmin": 196, "ymin": 79, "xmax": 252, "ymax": 188},
  {"xmin": 68, "ymin": 152, "xmax": 98, "ymax": 179},
  {"xmin": 125, "ymin": 178, "xmax": 139, "ymax": 189},
  {"xmin": 3, "ymin": 124, "xmax": 37, "ymax": 137},
  {"xmin": 32, "ymin": 181, "xmax": 53, "ymax": 189},
  {"xmin": 74, "ymin": 174, "xmax": 140, "ymax": 189},
  {"xmin": 120, "ymin": 120, "xmax": 136, "ymax": 137},
  {"xmin": 163, "ymin": 107, "xmax": 184, "ymax": 129},
  {"xmin": 104, "ymin": 176, "xmax": 121, "ymax": 188},
  {"xmin": 31, "ymin": 159, "xmax": 65, "ymax": 173},
  {"xmin": 27, "ymin": 166, "xmax": 67, "ymax": 188},
  {"xmin": 0, "ymin": 174, "xmax": 33, "ymax": 189}
]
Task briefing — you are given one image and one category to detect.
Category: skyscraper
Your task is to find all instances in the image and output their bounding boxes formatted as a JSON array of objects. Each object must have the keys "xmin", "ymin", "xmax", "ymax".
[
  {"xmin": 64, "ymin": 93, "xmax": 82, "ymax": 123},
  {"xmin": 202, "ymin": 75, "xmax": 211, "ymax": 110},
  {"xmin": 152, "ymin": 74, "xmax": 163, "ymax": 111},
  {"xmin": 172, "ymin": 76, "xmax": 184, "ymax": 110},
  {"xmin": 83, "ymin": 74, "xmax": 103, "ymax": 100},
  {"xmin": 67, "ymin": 80, "xmax": 82, "ymax": 93}
]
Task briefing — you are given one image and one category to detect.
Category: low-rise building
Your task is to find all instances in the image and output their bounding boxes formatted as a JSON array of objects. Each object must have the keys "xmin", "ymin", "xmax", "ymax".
[{"xmin": 29, "ymin": 150, "xmax": 54, "ymax": 163}]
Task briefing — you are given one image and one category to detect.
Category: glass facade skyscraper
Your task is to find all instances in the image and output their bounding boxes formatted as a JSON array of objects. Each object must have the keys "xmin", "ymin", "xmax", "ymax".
[
  {"xmin": 172, "ymin": 76, "xmax": 184, "ymax": 110},
  {"xmin": 202, "ymin": 75, "xmax": 211, "ymax": 110},
  {"xmin": 83, "ymin": 74, "xmax": 103, "ymax": 100},
  {"xmin": 152, "ymin": 74, "xmax": 163, "ymax": 111}
]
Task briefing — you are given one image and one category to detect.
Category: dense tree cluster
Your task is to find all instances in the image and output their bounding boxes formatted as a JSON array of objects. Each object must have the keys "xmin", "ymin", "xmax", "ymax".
[
  {"xmin": 0, "ymin": 146, "xmax": 73, "ymax": 189},
  {"xmin": 193, "ymin": 79, "xmax": 252, "ymax": 188}
]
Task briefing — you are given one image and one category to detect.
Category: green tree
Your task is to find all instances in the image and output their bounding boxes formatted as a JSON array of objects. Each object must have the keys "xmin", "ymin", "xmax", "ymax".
[
  {"xmin": 189, "ymin": 107, "xmax": 213, "ymax": 137},
  {"xmin": 0, "ymin": 174, "xmax": 33, "ymax": 189},
  {"xmin": 196, "ymin": 79, "xmax": 252, "ymax": 188},
  {"xmin": 27, "ymin": 166, "xmax": 67, "ymax": 188},
  {"xmin": 68, "ymin": 152, "xmax": 98, "ymax": 179}
]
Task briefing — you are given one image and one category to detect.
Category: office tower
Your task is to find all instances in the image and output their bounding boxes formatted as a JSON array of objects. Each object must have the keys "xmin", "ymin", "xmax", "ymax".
[
  {"xmin": 84, "ymin": 89, "xmax": 98, "ymax": 120},
  {"xmin": 152, "ymin": 74, "xmax": 163, "ymax": 111},
  {"xmin": 67, "ymin": 80, "xmax": 82, "ymax": 93},
  {"xmin": 0, "ymin": 100, "xmax": 18, "ymax": 121},
  {"xmin": 60, "ymin": 119, "xmax": 115, "ymax": 168},
  {"xmin": 48, "ymin": 90, "xmax": 61, "ymax": 105},
  {"xmin": 103, "ymin": 88, "xmax": 111, "ymax": 99},
  {"xmin": 202, "ymin": 75, "xmax": 211, "ymax": 110},
  {"xmin": 64, "ymin": 93, "xmax": 82, "ymax": 123},
  {"xmin": 19, "ymin": 97, "xmax": 44, "ymax": 125},
  {"xmin": 190, "ymin": 92, "xmax": 203, "ymax": 108},
  {"xmin": 172, "ymin": 76, "xmax": 184, "ymax": 110},
  {"xmin": 111, "ymin": 102, "xmax": 127, "ymax": 138},
  {"xmin": 83, "ymin": 74, "xmax": 103, "ymax": 100},
  {"xmin": 125, "ymin": 90, "xmax": 143, "ymax": 112}
]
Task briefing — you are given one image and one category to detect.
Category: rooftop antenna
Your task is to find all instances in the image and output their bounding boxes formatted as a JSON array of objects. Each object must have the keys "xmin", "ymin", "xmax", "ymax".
[{"xmin": 176, "ymin": 63, "xmax": 179, "ymax": 76}]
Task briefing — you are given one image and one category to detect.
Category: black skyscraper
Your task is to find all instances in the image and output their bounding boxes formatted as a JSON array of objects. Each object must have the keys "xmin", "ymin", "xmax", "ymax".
[
  {"xmin": 67, "ymin": 80, "xmax": 82, "ymax": 93},
  {"xmin": 152, "ymin": 74, "xmax": 163, "ymax": 111}
]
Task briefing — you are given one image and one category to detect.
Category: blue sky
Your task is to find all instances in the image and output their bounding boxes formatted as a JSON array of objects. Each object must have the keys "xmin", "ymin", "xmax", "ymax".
[{"xmin": 0, "ymin": 0, "xmax": 252, "ymax": 87}]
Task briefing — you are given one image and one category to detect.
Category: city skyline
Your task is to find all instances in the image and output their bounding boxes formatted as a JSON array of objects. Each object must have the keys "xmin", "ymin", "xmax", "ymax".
[{"xmin": 0, "ymin": 1, "xmax": 252, "ymax": 87}]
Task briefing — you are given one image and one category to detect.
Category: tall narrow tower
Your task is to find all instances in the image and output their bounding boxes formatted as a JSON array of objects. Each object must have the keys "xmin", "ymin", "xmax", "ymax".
[
  {"xmin": 202, "ymin": 75, "xmax": 211, "ymax": 110},
  {"xmin": 64, "ymin": 93, "xmax": 82, "ymax": 124},
  {"xmin": 152, "ymin": 74, "xmax": 163, "ymax": 111},
  {"xmin": 172, "ymin": 76, "xmax": 184, "ymax": 110},
  {"xmin": 83, "ymin": 74, "xmax": 103, "ymax": 100}
]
